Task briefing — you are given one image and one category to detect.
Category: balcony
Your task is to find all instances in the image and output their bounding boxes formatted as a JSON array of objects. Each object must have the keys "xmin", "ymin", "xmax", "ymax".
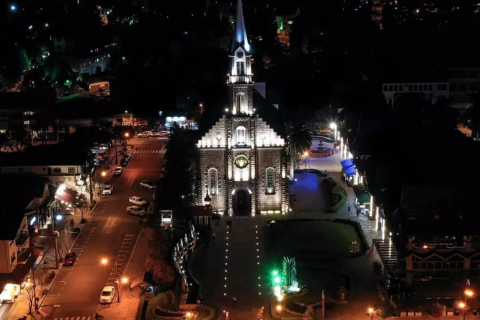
[
  {"xmin": 15, "ymin": 232, "xmax": 29, "ymax": 247},
  {"xmin": 229, "ymin": 75, "xmax": 252, "ymax": 84}
]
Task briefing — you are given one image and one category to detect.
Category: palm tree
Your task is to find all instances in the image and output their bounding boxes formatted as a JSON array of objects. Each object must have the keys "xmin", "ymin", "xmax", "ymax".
[{"xmin": 286, "ymin": 123, "xmax": 312, "ymax": 177}]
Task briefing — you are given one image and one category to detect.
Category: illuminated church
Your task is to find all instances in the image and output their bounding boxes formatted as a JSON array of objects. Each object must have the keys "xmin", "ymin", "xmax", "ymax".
[{"xmin": 196, "ymin": 0, "xmax": 289, "ymax": 216}]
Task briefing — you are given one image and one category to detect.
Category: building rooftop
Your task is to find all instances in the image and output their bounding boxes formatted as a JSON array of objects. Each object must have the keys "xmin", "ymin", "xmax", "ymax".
[
  {"xmin": 0, "ymin": 145, "xmax": 89, "ymax": 167},
  {"xmin": 0, "ymin": 175, "xmax": 49, "ymax": 240},
  {"xmin": 382, "ymin": 71, "xmax": 449, "ymax": 84}
]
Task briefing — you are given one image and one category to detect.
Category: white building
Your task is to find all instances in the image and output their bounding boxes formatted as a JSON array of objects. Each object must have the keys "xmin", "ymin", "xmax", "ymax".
[
  {"xmin": 196, "ymin": 0, "xmax": 289, "ymax": 216},
  {"xmin": 448, "ymin": 67, "xmax": 480, "ymax": 110},
  {"xmin": 382, "ymin": 73, "xmax": 449, "ymax": 107}
]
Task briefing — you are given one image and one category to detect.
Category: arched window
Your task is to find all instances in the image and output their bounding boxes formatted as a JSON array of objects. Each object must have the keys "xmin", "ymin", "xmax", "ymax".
[
  {"xmin": 265, "ymin": 167, "xmax": 275, "ymax": 194},
  {"xmin": 208, "ymin": 168, "xmax": 218, "ymax": 195},
  {"xmin": 236, "ymin": 93, "xmax": 246, "ymax": 113},
  {"xmin": 236, "ymin": 61, "xmax": 245, "ymax": 75},
  {"xmin": 236, "ymin": 126, "xmax": 246, "ymax": 145}
]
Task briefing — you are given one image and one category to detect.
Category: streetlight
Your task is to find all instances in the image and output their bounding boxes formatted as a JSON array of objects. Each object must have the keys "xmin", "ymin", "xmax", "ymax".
[
  {"xmin": 124, "ymin": 132, "xmax": 129, "ymax": 138},
  {"xmin": 101, "ymin": 257, "xmax": 108, "ymax": 265},
  {"xmin": 459, "ymin": 302, "xmax": 466, "ymax": 320},
  {"xmin": 330, "ymin": 122, "xmax": 338, "ymax": 141},
  {"xmin": 367, "ymin": 307, "xmax": 375, "ymax": 320},
  {"xmin": 121, "ymin": 277, "xmax": 129, "ymax": 284},
  {"xmin": 101, "ymin": 171, "xmax": 107, "ymax": 177},
  {"xmin": 465, "ymin": 289, "xmax": 474, "ymax": 302},
  {"xmin": 303, "ymin": 151, "xmax": 309, "ymax": 172},
  {"xmin": 276, "ymin": 305, "xmax": 283, "ymax": 312}
]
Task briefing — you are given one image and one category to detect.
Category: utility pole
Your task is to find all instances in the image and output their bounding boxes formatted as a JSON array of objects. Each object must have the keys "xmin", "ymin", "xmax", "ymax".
[
  {"xmin": 114, "ymin": 139, "xmax": 118, "ymax": 165},
  {"xmin": 54, "ymin": 237, "xmax": 59, "ymax": 269}
]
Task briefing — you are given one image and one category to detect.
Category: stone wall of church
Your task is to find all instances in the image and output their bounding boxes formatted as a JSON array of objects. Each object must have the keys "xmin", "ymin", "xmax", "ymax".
[
  {"xmin": 199, "ymin": 149, "xmax": 227, "ymax": 212},
  {"xmin": 257, "ymin": 148, "xmax": 283, "ymax": 211},
  {"xmin": 228, "ymin": 85, "xmax": 253, "ymax": 113},
  {"xmin": 198, "ymin": 117, "xmax": 227, "ymax": 148}
]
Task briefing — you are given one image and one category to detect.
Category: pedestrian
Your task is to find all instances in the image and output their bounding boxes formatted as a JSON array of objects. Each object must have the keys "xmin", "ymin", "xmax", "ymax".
[
  {"xmin": 232, "ymin": 296, "xmax": 237, "ymax": 303},
  {"xmin": 356, "ymin": 209, "xmax": 360, "ymax": 218},
  {"xmin": 212, "ymin": 231, "xmax": 216, "ymax": 243},
  {"xmin": 293, "ymin": 194, "xmax": 297, "ymax": 202},
  {"xmin": 348, "ymin": 205, "xmax": 351, "ymax": 213}
]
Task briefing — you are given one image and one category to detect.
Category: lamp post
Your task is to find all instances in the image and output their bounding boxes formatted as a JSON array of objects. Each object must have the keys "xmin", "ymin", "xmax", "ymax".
[
  {"xmin": 330, "ymin": 122, "xmax": 338, "ymax": 141},
  {"xmin": 367, "ymin": 307, "xmax": 375, "ymax": 320},
  {"xmin": 465, "ymin": 289, "xmax": 474, "ymax": 303},
  {"xmin": 459, "ymin": 302, "xmax": 466, "ymax": 320},
  {"xmin": 303, "ymin": 151, "xmax": 309, "ymax": 172}
]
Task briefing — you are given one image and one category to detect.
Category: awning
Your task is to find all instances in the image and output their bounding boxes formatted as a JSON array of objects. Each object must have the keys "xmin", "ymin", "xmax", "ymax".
[
  {"xmin": 353, "ymin": 184, "xmax": 370, "ymax": 204},
  {"xmin": 55, "ymin": 189, "xmax": 78, "ymax": 203},
  {"xmin": 344, "ymin": 166, "xmax": 357, "ymax": 177},
  {"xmin": 0, "ymin": 246, "xmax": 42, "ymax": 288},
  {"xmin": 341, "ymin": 158, "xmax": 354, "ymax": 169}
]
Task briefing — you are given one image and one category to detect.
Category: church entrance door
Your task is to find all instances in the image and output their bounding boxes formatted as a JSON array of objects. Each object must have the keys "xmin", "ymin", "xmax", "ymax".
[{"xmin": 234, "ymin": 189, "xmax": 250, "ymax": 216}]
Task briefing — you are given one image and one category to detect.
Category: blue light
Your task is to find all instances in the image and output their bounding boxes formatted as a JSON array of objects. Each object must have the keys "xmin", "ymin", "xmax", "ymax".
[{"xmin": 10, "ymin": 4, "xmax": 17, "ymax": 12}]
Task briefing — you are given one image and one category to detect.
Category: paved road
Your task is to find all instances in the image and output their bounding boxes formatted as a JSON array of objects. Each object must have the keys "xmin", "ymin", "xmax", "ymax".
[{"xmin": 42, "ymin": 138, "xmax": 166, "ymax": 320}]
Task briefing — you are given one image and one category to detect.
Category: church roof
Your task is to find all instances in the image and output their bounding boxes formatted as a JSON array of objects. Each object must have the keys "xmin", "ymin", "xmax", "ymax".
[
  {"xmin": 253, "ymin": 90, "xmax": 286, "ymax": 139},
  {"xmin": 231, "ymin": 0, "xmax": 250, "ymax": 53}
]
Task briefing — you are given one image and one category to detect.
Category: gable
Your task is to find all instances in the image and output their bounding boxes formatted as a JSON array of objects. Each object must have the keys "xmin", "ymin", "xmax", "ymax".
[
  {"xmin": 197, "ymin": 117, "xmax": 227, "ymax": 148},
  {"xmin": 255, "ymin": 117, "xmax": 285, "ymax": 147}
]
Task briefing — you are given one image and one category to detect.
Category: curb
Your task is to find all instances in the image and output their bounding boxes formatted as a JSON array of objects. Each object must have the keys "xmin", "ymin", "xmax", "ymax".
[
  {"xmin": 38, "ymin": 201, "xmax": 101, "ymax": 310},
  {"xmin": 187, "ymin": 244, "xmax": 206, "ymax": 288}
]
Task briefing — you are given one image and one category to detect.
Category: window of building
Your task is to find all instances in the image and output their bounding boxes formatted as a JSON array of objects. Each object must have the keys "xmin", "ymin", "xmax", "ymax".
[
  {"xmin": 437, "ymin": 84, "xmax": 448, "ymax": 91},
  {"xmin": 265, "ymin": 167, "xmax": 275, "ymax": 194},
  {"xmin": 428, "ymin": 84, "xmax": 433, "ymax": 91},
  {"xmin": 388, "ymin": 85, "xmax": 393, "ymax": 91},
  {"xmin": 458, "ymin": 83, "xmax": 467, "ymax": 91},
  {"xmin": 414, "ymin": 85, "xmax": 418, "ymax": 91},
  {"xmin": 409, "ymin": 85, "xmax": 413, "ymax": 91},
  {"xmin": 469, "ymin": 70, "xmax": 479, "ymax": 78},
  {"xmin": 11, "ymin": 252, "xmax": 16, "ymax": 264},
  {"xmin": 236, "ymin": 61, "xmax": 245, "ymax": 75},
  {"xmin": 383, "ymin": 85, "xmax": 388, "ymax": 91},
  {"xmin": 23, "ymin": 111, "xmax": 34, "ymax": 116},
  {"xmin": 236, "ymin": 126, "xmax": 246, "ymax": 145},
  {"xmin": 53, "ymin": 167, "xmax": 61, "ymax": 173},
  {"xmin": 469, "ymin": 83, "xmax": 478, "ymax": 91},
  {"xmin": 208, "ymin": 168, "xmax": 218, "ymax": 195},
  {"xmin": 68, "ymin": 167, "xmax": 76, "ymax": 174},
  {"xmin": 236, "ymin": 93, "xmax": 246, "ymax": 113}
]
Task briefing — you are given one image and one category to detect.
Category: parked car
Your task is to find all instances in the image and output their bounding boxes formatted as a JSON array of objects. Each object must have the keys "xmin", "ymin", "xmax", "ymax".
[
  {"xmin": 123, "ymin": 153, "xmax": 132, "ymax": 161},
  {"xmin": 151, "ymin": 132, "xmax": 160, "ymax": 137},
  {"xmin": 102, "ymin": 185, "xmax": 113, "ymax": 196},
  {"xmin": 137, "ymin": 131, "xmax": 152, "ymax": 138},
  {"xmin": 100, "ymin": 286, "xmax": 116, "ymax": 304},
  {"xmin": 140, "ymin": 180, "xmax": 156, "ymax": 189},
  {"xmin": 113, "ymin": 166, "xmax": 123, "ymax": 176},
  {"xmin": 129, "ymin": 196, "xmax": 148, "ymax": 207},
  {"xmin": 126, "ymin": 206, "xmax": 146, "ymax": 217},
  {"xmin": 63, "ymin": 252, "xmax": 77, "ymax": 266},
  {"xmin": 120, "ymin": 159, "xmax": 128, "ymax": 167}
]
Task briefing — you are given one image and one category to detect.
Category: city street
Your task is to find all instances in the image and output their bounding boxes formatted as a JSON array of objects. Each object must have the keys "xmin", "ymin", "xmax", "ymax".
[{"xmin": 41, "ymin": 137, "xmax": 166, "ymax": 320}]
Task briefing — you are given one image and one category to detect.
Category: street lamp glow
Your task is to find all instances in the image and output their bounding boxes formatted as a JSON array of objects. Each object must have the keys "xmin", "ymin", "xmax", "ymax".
[
  {"xmin": 10, "ymin": 4, "xmax": 17, "ymax": 11},
  {"xmin": 459, "ymin": 302, "xmax": 466, "ymax": 309},
  {"xmin": 368, "ymin": 307, "xmax": 374, "ymax": 314},
  {"xmin": 274, "ymin": 276, "xmax": 281, "ymax": 284},
  {"xmin": 55, "ymin": 214, "xmax": 63, "ymax": 221},
  {"xmin": 465, "ymin": 289, "xmax": 474, "ymax": 297},
  {"xmin": 276, "ymin": 305, "xmax": 282, "ymax": 312},
  {"xmin": 303, "ymin": 151, "xmax": 309, "ymax": 157},
  {"xmin": 101, "ymin": 258, "xmax": 108, "ymax": 265},
  {"xmin": 121, "ymin": 277, "xmax": 129, "ymax": 284},
  {"xmin": 272, "ymin": 270, "xmax": 278, "ymax": 276},
  {"xmin": 277, "ymin": 294, "xmax": 284, "ymax": 302},
  {"xmin": 124, "ymin": 132, "xmax": 130, "ymax": 138},
  {"xmin": 101, "ymin": 171, "xmax": 107, "ymax": 177},
  {"xmin": 329, "ymin": 122, "xmax": 337, "ymax": 129}
]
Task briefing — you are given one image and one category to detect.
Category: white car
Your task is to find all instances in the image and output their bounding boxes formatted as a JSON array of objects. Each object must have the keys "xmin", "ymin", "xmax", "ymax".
[
  {"xmin": 126, "ymin": 206, "xmax": 146, "ymax": 217},
  {"xmin": 102, "ymin": 185, "xmax": 113, "ymax": 196},
  {"xmin": 138, "ymin": 131, "xmax": 152, "ymax": 138},
  {"xmin": 113, "ymin": 166, "xmax": 123, "ymax": 176},
  {"xmin": 140, "ymin": 180, "xmax": 156, "ymax": 189},
  {"xmin": 129, "ymin": 196, "xmax": 148, "ymax": 207},
  {"xmin": 100, "ymin": 286, "xmax": 116, "ymax": 304}
]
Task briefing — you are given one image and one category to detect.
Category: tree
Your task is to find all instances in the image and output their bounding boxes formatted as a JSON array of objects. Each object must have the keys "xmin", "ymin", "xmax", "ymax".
[
  {"xmin": 0, "ymin": 122, "xmax": 27, "ymax": 151},
  {"xmin": 25, "ymin": 282, "xmax": 38, "ymax": 314},
  {"xmin": 74, "ymin": 194, "xmax": 89, "ymax": 223},
  {"xmin": 286, "ymin": 123, "xmax": 312, "ymax": 177}
]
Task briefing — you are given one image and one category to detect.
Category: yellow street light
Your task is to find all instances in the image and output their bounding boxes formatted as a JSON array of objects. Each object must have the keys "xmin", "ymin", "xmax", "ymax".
[
  {"xmin": 101, "ymin": 258, "xmax": 108, "ymax": 265},
  {"xmin": 101, "ymin": 171, "xmax": 107, "ymax": 177},
  {"xmin": 459, "ymin": 302, "xmax": 466, "ymax": 309},
  {"xmin": 278, "ymin": 294, "xmax": 284, "ymax": 302},
  {"xmin": 465, "ymin": 289, "xmax": 474, "ymax": 297},
  {"xmin": 276, "ymin": 305, "xmax": 282, "ymax": 312},
  {"xmin": 124, "ymin": 132, "xmax": 130, "ymax": 138},
  {"xmin": 121, "ymin": 277, "xmax": 129, "ymax": 284},
  {"xmin": 368, "ymin": 307, "xmax": 374, "ymax": 314}
]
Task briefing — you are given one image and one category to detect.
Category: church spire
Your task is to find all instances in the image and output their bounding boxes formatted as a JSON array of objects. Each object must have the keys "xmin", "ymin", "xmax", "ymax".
[{"xmin": 232, "ymin": 0, "xmax": 250, "ymax": 53}]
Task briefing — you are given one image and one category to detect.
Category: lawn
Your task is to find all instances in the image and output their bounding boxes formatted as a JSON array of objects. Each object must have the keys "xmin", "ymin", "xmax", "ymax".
[{"xmin": 266, "ymin": 220, "xmax": 362, "ymax": 261}]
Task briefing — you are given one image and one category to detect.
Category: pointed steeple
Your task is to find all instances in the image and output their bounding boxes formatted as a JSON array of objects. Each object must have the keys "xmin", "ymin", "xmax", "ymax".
[{"xmin": 232, "ymin": 0, "xmax": 250, "ymax": 53}]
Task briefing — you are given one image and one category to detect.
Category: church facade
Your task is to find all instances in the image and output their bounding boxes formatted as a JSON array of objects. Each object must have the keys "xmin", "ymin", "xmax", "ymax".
[{"xmin": 196, "ymin": 0, "xmax": 289, "ymax": 216}]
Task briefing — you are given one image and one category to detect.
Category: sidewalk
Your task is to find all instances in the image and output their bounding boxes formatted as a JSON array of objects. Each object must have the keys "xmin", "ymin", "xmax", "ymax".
[
  {"xmin": 6, "ymin": 204, "xmax": 97, "ymax": 320},
  {"xmin": 96, "ymin": 228, "xmax": 149, "ymax": 320}
]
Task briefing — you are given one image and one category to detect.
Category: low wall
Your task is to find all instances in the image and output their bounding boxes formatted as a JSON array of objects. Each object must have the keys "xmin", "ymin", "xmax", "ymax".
[
  {"xmin": 310, "ymin": 149, "xmax": 334, "ymax": 158},
  {"xmin": 333, "ymin": 218, "xmax": 370, "ymax": 252}
]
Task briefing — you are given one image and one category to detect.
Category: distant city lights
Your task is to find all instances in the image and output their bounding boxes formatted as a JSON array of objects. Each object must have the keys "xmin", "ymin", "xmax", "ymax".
[{"xmin": 10, "ymin": 4, "xmax": 16, "ymax": 12}]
